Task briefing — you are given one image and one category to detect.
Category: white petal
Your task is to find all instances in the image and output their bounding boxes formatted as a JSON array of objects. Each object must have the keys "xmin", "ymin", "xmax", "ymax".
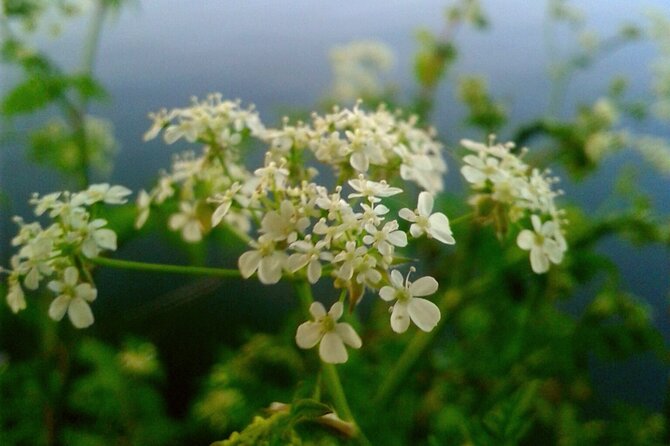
[
  {"xmin": 428, "ymin": 213, "xmax": 455, "ymax": 244},
  {"xmin": 390, "ymin": 303, "xmax": 411, "ymax": 333},
  {"xmin": 417, "ymin": 191, "xmax": 434, "ymax": 216},
  {"xmin": 81, "ymin": 239, "xmax": 99, "ymax": 258},
  {"xmin": 530, "ymin": 214, "xmax": 542, "ymax": 232},
  {"xmin": 335, "ymin": 323, "xmax": 362, "ymax": 349},
  {"xmin": 409, "ymin": 276, "xmax": 438, "ymax": 297},
  {"xmin": 379, "ymin": 286, "xmax": 397, "ymax": 302},
  {"xmin": 258, "ymin": 255, "xmax": 283, "ymax": 284},
  {"xmin": 295, "ymin": 321, "xmax": 323, "ymax": 349},
  {"xmin": 68, "ymin": 298, "xmax": 94, "ymax": 328},
  {"xmin": 409, "ymin": 224, "xmax": 424, "ymax": 238},
  {"xmin": 75, "ymin": 283, "xmax": 97, "ymax": 302},
  {"xmin": 398, "ymin": 208, "xmax": 417, "ymax": 222},
  {"xmin": 64, "ymin": 267, "xmax": 79, "ymax": 285},
  {"xmin": 309, "ymin": 302, "xmax": 327, "ymax": 318},
  {"xmin": 390, "ymin": 270, "xmax": 404, "ymax": 288},
  {"xmin": 408, "ymin": 298, "xmax": 440, "ymax": 332},
  {"xmin": 530, "ymin": 247, "xmax": 549, "ymax": 273},
  {"xmin": 238, "ymin": 250, "xmax": 262, "ymax": 278},
  {"xmin": 307, "ymin": 260, "xmax": 322, "ymax": 284},
  {"xmin": 287, "ymin": 253, "xmax": 309, "ymax": 273},
  {"xmin": 350, "ymin": 152, "xmax": 369, "ymax": 172},
  {"xmin": 168, "ymin": 213, "xmax": 187, "ymax": 230},
  {"xmin": 94, "ymin": 228, "xmax": 117, "ymax": 251},
  {"xmin": 24, "ymin": 268, "xmax": 40, "ymax": 290},
  {"xmin": 48, "ymin": 280, "xmax": 63, "ymax": 294},
  {"xmin": 48, "ymin": 295, "xmax": 70, "ymax": 321},
  {"xmin": 7, "ymin": 285, "xmax": 26, "ymax": 313},
  {"xmin": 461, "ymin": 165, "xmax": 487, "ymax": 184},
  {"xmin": 320, "ymin": 332, "xmax": 348, "ymax": 364},
  {"xmin": 544, "ymin": 239, "xmax": 564, "ymax": 263},
  {"xmin": 516, "ymin": 230, "xmax": 535, "ymax": 250},
  {"xmin": 211, "ymin": 202, "xmax": 232, "ymax": 227},
  {"xmin": 182, "ymin": 221, "xmax": 202, "ymax": 242},
  {"xmin": 328, "ymin": 302, "xmax": 344, "ymax": 320},
  {"xmin": 387, "ymin": 230, "xmax": 408, "ymax": 247}
]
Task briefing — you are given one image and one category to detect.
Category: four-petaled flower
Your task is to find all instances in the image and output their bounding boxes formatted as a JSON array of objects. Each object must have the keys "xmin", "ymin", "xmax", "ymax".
[
  {"xmin": 399, "ymin": 191, "xmax": 455, "ymax": 245},
  {"xmin": 47, "ymin": 267, "xmax": 97, "ymax": 329},
  {"xmin": 295, "ymin": 301, "xmax": 362, "ymax": 364},
  {"xmin": 516, "ymin": 215, "xmax": 564, "ymax": 274},
  {"xmin": 379, "ymin": 269, "xmax": 441, "ymax": 333}
]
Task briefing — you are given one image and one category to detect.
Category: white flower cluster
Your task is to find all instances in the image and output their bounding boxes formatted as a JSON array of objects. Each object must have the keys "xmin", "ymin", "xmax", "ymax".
[
  {"xmin": 328, "ymin": 40, "xmax": 395, "ymax": 103},
  {"xmin": 137, "ymin": 94, "xmax": 266, "ymax": 239},
  {"xmin": 4, "ymin": 184, "xmax": 131, "ymax": 328},
  {"xmin": 141, "ymin": 95, "xmax": 453, "ymax": 363},
  {"xmin": 460, "ymin": 138, "xmax": 568, "ymax": 274},
  {"xmin": 265, "ymin": 103, "xmax": 447, "ymax": 194}
]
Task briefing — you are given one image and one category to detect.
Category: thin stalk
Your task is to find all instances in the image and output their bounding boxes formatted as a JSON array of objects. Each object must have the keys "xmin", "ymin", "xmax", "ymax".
[
  {"xmin": 292, "ymin": 281, "xmax": 371, "ymax": 446},
  {"xmin": 374, "ymin": 276, "xmax": 493, "ymax": 406},
  {"xmin": 88, "ymin": 256, "xmax": 241, "ymax": 277}
]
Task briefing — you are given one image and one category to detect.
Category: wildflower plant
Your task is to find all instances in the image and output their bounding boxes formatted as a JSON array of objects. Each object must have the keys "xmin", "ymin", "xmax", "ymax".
[
  {"xmin": 5, "ymin": 2, "xmax": 670, "ymax": 445},
  {"xmin": 3, "ymin": 92, "xmax": 571, "ymax": 441}
]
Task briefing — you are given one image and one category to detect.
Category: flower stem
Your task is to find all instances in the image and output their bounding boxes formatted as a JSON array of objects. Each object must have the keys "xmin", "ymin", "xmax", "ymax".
[
  {"xmin": 450, "ymin": 212, "xmax": 473, "ymax": 226},
  {"xmin": 293, "ymin": 281, "xmax": 370, "ymax": 445},
  {"xmin": 88, "ymin": 256, "xmax": 241, "ymax": 277}
]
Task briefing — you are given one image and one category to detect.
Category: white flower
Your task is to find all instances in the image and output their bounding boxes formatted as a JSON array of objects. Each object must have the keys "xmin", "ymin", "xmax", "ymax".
[
  {"xmin": 295, "ymin": 301, "xmax": 362, "ymax": 364},
  {"xmin": 238, "ymin": 235, "xmax": 287, "ymax": 284},
  {"xmin": 260, "ymin": 200, "xmax": 309, "ymax": 244},
  {"xmin": 47, "ymin": 267, "xmax": 97, "ymax": 329},
  {"xmin": 516, "ymin": 215, "xmax": 565, "ymax": 274},
  {"xmin": 348, "ymin": 176, "xmax": 402, "ymax": 203},
  {"xmin": 460, "ymin": 154, "xmax": 506, "ymax": 186},
  {"xmin": 287, "ymin": 239, "xmax": 333, "ymax": 284},
  {"xmin": 169, "ymin": 201, "xmax": 203, "ymax": 243},
  {"xmin": 80, "ymin": 219, "xmax": 117, "ymax": 258},
  {"xmin": 379, "ymin": 269, "xmax": 441, "ymax": 333},
  {"xmin": 208, "ymin": 182, "xmax": 242, "ymax": 227},
  {"xmin": 399, "ymin": 192, "xmax": 455, "ymax": 244},
  {"xmin": 72, "ymin": 183, "xmax": 132, "ymax": 206},
  {"xmin": 363, "ymin": 220, "xmax": 407, "ymax": 256},
  {"xmin": 6, "ymin": 276, "xmax": 26, "ymax": 313}
]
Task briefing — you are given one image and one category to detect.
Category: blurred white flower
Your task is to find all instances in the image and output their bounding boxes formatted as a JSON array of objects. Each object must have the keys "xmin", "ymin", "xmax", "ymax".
[
  {"xmin": 47, "ymin": 267, "xmax": 97, "ymax": 329},
  {"xmin": 516, "ymin": 215, "xmax": 565, "ymax": 274}
]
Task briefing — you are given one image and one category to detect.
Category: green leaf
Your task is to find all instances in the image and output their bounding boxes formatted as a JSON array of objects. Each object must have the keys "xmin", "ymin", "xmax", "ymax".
[
  {"xmin": 1, "ymin": 74, "xmax": 67, "ymax": 116},
  {"xmin": 290, "ymin": 399, "xmax": 333, "ymax": 421}
]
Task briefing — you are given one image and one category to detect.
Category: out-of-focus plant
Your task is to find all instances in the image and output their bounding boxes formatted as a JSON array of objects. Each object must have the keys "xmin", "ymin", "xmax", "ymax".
[{"xmin": 1, "ymin": 0, "xmax": 124, "ymax": 186}]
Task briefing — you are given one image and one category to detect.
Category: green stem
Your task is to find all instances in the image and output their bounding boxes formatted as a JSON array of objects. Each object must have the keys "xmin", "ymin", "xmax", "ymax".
[
  {"xmin": 374, "ymin": 276, "xmax": 492, "ymax": 406},
  {"xmin": 87, "ymin": 256, "xmax": 241, "ymax": 277},
  {"xmin": 450, "ymin": 212, "xmax": 473, "ymax": 226}
]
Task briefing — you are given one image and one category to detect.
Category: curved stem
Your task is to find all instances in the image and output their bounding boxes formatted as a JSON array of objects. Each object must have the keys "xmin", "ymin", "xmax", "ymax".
[
  {"xmin": 87, "ymin": 256, "xmax": 241, "ymax": 277},
  {"xmin": 374, "ymin": 276, "xmax": 493, "ymax": 406}
]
